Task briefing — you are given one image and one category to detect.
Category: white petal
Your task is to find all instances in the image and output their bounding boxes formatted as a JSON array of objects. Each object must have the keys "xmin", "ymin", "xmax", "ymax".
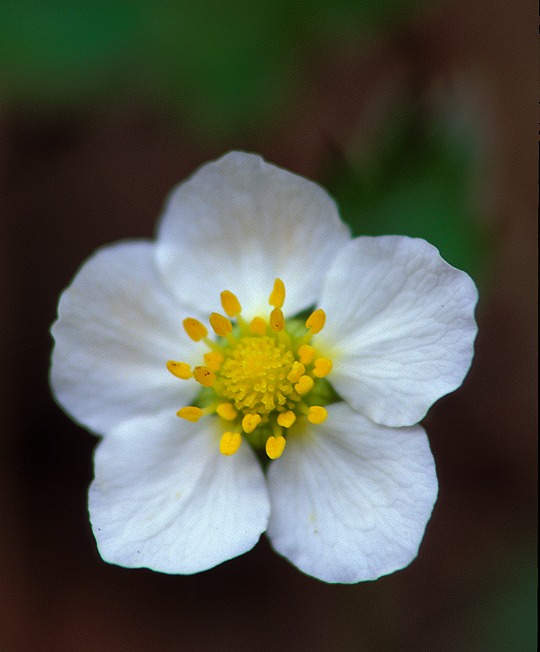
[
  {"xmin": 155, "ymin": 151, "xmax": 350, "ymax": 319},
  {"xmin": 266, "ymin": 403, "xmax": 437, "ymax": 583},
  {"xmin": 89, "ymin": 412, "xmax": 270, "ymax": 574},
  {"xmin": 318, "ymin": 236, "xmax": 478, "ymax": 426},
  {"xmin": 51, "ymin": 241, "xmax": 200, "ymax": 435}
]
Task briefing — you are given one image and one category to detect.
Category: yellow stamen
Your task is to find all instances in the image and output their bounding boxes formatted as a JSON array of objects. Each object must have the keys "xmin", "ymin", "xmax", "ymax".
[
  {"xmin": 166, "ymin": 360, "xmax": 192, "ymax": 379},
  {"xmin": 193, "ymin": 366, "xmax": 216, "ymax": 387},
  {"xmin": 216, "ymin": 403, "xmax": 237, "ymax": 421},
  {"xmin": 308, "ymin": 406, "xmax": 328, "ymax": 424},
  {"xmin": 266, "ymin": 435, "xmax": 286, "ymax": 459},
  {"xmin": 170, "ymin": 279, "xmax": 334, "ymax": 458},
  {"xmin": 249, "ymin": 316, "xmax": 267, "ymax": 335},
  {"xmin": 183, "ymin": 318, "xmax": 208, "ymax": 342},
  {"xmin": 221, "ymin": 290, "xmax": 242, "ymax": 317},
  {"xmin": 305, "ymin": 309, "xmax": 326, "ymax": 334},
  {"xmin": 204, "ymin": 351, "xmax": 224, "ymax": 371},
  {"xmin": 313, "ymin": 357, "xmax": 333, "ymax": 378},
  {"xmin": 269, "ymin": 278, "xmax": 286, "ymax": 309},
  {"xmin": 242, "ymin": 414, "xmax": 262, "ymax": 434},
  {"xmin": 287, "ymin": 361, "xmax": 305, "ymax": 384},
  {"xmin": 297, "ymin": 344, "xmax": 315, "ymax": 365},
  {"xmin": 277, "ymin": 411, "xmax": 296, "ymax": 428},
  {"xmin": 209, "ymin": 312, "xmax": 233, "ymax": 337},
  {"xmin": 295, "ymin": 375, "xmax": 314, "ymax": 396},
  {"xmin": 270, "ymin": 307, "xmax": 285, "ymax": 332},
  {"xmin": 220, "ymin": 431, "xmax": 242, "ymax": 456},
  {"xmin": 176, "ymin": 406, "xmax": 204, "ymax": 422}
]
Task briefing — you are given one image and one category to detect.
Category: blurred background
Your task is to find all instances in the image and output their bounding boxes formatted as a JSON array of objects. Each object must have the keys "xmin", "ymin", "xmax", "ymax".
[{"xmin": 0, "ymin": 0, "xmax": 536, "ymax": 650}]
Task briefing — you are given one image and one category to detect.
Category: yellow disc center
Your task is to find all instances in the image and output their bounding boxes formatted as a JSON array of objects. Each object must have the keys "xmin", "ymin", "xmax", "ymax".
[
  {"xmin": 218, "ymin": 336, "xmax": 296, "ymax": 415},
  {"xmin": 167, "ymin": 278, "xmax": 335, "ymax": 459}
]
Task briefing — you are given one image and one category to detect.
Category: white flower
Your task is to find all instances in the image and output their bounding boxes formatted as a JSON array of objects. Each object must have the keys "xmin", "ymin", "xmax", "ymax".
[{"xmin": 50, "ymin": 151, "xmax": 478, "ymax": 583}]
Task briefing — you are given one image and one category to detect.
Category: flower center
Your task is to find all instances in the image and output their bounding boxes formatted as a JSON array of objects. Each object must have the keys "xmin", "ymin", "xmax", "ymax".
[
  {"xmin": 219, "ymin": 336, "xmax": 296, "ymax": 414},
  {"xmin": 166, "ymin": 279, "xmax": 336, "ymax": 460}
]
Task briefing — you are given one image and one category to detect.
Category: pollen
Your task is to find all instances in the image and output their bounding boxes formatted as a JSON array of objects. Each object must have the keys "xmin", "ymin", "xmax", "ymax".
[
  {"xmin": 295, "ymin": 375, "xmax": 314, "ymax": 396},
  {"xmin": 168, "ymin": 278, "xmax": 335, "ymax": 459},
  {"xmin": 249, "ymin": 317, "xmax": 267, "ymax": 335},
  {"xmin": 176, "ymin": 406, "xmax": 204, "ymax": 422},
  {"xmin": 166, "ymin": 360, "xmax": 192, "ymax": 379},
  {"xmin": 220, "ymin": 431, "xmax": 242, "ymax": 456},
  {"xmin": 242, "ymin": 414, "xmax": 262, "ymax": 433},
  {"xmin": 204, "ymin": 351, "xmax": 224, "ymax": 371},
  {"xmin": 209, "ymin": 312, "xmax": 233, "ymax": 337},
  {"xmin": 277, "ymin": 411, "xmax": 296, "ymax": 428},
  {"xmin": 269, "ymin": 278, "xmax": 286, "ymax": 309},
  {"xmin": 193, "ymin": 366, "xmax": 216, "ymax": 387},
  {"xmin": 313, "ymin": 357, "xmax": 333, "ymax": 378},
  {"xmin": 306, "ymin": 309, "xmax": 326, "ymax": 334},
  {"xmin": 287, "ymin": 361, "xmax": 305, "ymax": 383},
  {"xmin": 216, "ymin": 402, "xmax": 237, "ymax": 421},
  {"xmin": 183, "ymin": 318, "xmax": 208, "ymax": 342},
  {"xmin": 266, "ymin": 435, "xmax": 286, "ymax": 459},
  {"xmin": 269, "ymin": 307, "xmax": 285, "ymax": 332},
  {"xmin": 297, "ymin": 344, "xmax": 315, "ymax": 365},
  {"xmin": 220, "ymin": 290, "xmax": 242, "ymax": 317},
  {"xmin": 307, "ymin": 406, "xmax": 328, "ymax": 424}
]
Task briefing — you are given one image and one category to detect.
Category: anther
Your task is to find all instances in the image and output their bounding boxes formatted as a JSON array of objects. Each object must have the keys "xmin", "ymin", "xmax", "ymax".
[
  {"xmin": 307, "ymin": 406, "xmax": 328, "ymax": 424},
  {"xmin": 287, "ymin": 361, "xmax": 305, "ymax": 383},
  {"xmin": 216, "ymin": 403, "xmax": 237, "ymax": 421},
  {"xmin": 204, "ymin": 351, "xmax": 224, "ymax": 371},
  {"xmin": 270, "ymin": 307, "xmax": 285, "ymax": 332},
  {"xmin": 277, "ymin": 411, "xmax": 296, "ymax": 428},
  {"xmin": 297, "ymin": 344, "xmax": 315, "ymax": 365},
  {"xmin": 209, "ymin": 312, "xmax": 233, "ymax": 337},
  {"xmin": 266, "ymin": 435, "xmax": 286, "ymax": 459},
  {"xmin": 183, "ymin": 318, "xmax": 208, "ymax": 342},
  {"xmin": 249, "ymin": 317, "xmax": 267, "ymax": 335},
  {"xmin": 220, "ymin": 431, "xmax": 242, "ymax": 456},
  {"xmin": 193, "ymin": 366, "xmax": 216, "ymax": 387},
  {"xmin": 313, "ymin": 357, "xmax": 333, "ymax": 378},
  {"xmin": 269, "ymin": 278, "xmax": 286, "ymax": 309},
  {"xmin": 166, "ymin": 361, "xmax": 192, "ymax": 379},
  {"xmin": 176, "ymin": 406, "xmax": 204, "ymax": 422},
  {"xmin": 242, "ymin": 414, "xmax": 262, "ymax": 434},
  {"xmin": 221, "ymin": 290, "xmax": 242, "ymax": 317},
  {"xmin": 295, "ymin": 375, "xmax": 314, "ymax": 396},
  {"xmin": 305, "ymin": 309, "xmax": 326, "ymax": 334}
]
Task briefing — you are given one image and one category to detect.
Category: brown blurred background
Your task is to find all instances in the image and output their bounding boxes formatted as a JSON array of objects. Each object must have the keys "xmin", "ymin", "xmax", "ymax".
[{"xmin": 0, "ymin": 0, "xmax": 536, "ymax": 650}]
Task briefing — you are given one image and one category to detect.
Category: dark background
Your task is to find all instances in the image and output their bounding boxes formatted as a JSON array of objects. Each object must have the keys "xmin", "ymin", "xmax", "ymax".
[{"xmin": 1, "ymin": 0, "xmax": 536, "ymax": 650}]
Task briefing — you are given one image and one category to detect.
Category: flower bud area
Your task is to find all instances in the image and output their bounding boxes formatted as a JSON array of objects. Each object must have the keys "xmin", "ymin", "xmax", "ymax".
[{"xmin": 167, "ymin": 279, "xmax": 339, "ymax": 460}]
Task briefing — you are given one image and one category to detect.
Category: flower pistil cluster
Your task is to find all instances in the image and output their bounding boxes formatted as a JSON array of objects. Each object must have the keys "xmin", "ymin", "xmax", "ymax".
[{"xmin": 168, "ymin": 278, "xmax": 335, "ymax": 460}]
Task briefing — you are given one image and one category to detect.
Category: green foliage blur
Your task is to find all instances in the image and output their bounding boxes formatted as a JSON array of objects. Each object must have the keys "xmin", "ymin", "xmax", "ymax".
[
  {"xmin": 0, "ymin": 0, "xmax": 419, "ymax": 130},
  {"xmin": 322, "ymin": 102, "xmax": 490, "ymax": 282},
  {"xmin": 2, "ymin": 4, "xmax": 535, "ymax": 650},
  {"xmin": 0, "ymin": 0, "xmax": 488, "ymax": 282}
]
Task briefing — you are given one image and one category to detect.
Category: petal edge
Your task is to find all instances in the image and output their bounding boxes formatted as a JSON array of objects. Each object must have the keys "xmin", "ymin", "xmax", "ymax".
[
  {"xmin": 319, "ymin": 236, "xmax": 478, "ymax": 426},
  {"xmin": 89, "ymin": 412, "xmax": 270, "ymax": 574},
  {"xmin": 155, "ymin": 151, "xmax": 351, "ymax": 319},
  {"xmin": 266, "ymin": 403, "xmax": 438, "ymax": 583}
]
